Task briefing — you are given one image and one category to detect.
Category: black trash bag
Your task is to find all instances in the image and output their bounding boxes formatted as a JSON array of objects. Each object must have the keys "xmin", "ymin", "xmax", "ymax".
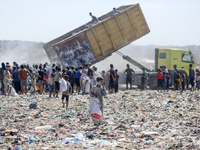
[{"xmin": 29, "ymin": 102, "xmax": 37, "ymax": 109}]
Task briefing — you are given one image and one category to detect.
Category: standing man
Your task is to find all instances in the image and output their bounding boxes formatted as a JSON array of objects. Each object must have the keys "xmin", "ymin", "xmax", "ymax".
[
  {"xmin": 109, "ymin": 64, "xmax": 115, "ymax": 93},
  {"xmin": 124, "ymin": 64, "xmax": 135, "ymax": 90},
  {"xmin": 75, "ymin": 66, "xmax": 85, "ymax": 94},
  {"xmin": 114, "ymin": 69, "xmax": 119, "ymax": 93},
  {"xmin": 48, "ymin": 64, "xmax": 55, "ymax": 78},
  {"xmin": 85, "ymin": 64, "xmax": 94, "ymax": 89},
  {"xmin": 189, "ymin": 64, "xmax": 195, "ymax": 91},
  {"xmin": 38, "ymin": 66, "xmax": 44, "ymax": 95},
  {"xmin": 66, "ymin": 66, "xmax": 74, "ymax": 93},
  {"xmin": 142, "ymin": 68, "xmax": 148, "ymax": 90},
  {"xmin": 12, "ymin": 66, "xmax": 21, "ymax": 94},
  {"xmin": 0, "ymin": 63, "xmax": 6, "ymax": 94},
  {"xmin": 19, "ymin": 65, "xmax": 30, "ymax": 94},
  {"xmin": 173, "ymin": 64, "xmax": 178, "ymax": 90},
  {"xmin": 54, "ymin": 67, "xmax": 62, "ymax": 97}
]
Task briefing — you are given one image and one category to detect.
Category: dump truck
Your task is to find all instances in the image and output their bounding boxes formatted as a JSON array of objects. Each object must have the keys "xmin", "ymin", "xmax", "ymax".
[
  {"xmin": 43, "ymin": 4, "xmax": 150, "ymax": 67},
  {"xmin": 43, "ymin": 4, "xmax": 195, "ymax": 89},
  {"xmin": 128, "ymin": 48, "xmax": 195, "ymax": 89}
]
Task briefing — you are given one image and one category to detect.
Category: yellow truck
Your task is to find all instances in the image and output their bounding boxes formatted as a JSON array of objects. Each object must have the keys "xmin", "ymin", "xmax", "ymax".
[
  {"xmin": 131, "ymin": 48, "xmax": 195, "ymax": 89},
  {"xmin": 43, "ymin": 4, "xmax": 150, "ymax": 67}
]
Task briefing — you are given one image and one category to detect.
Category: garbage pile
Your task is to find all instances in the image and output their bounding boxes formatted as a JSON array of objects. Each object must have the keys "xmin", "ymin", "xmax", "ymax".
[{"xmin": 1, "ymin": 90, "xmax": 200, "ymax": 149}]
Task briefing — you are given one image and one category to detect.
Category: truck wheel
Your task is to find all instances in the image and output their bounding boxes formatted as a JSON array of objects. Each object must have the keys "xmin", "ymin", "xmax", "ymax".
[{"xmin": 149, "ymin": 77, "xmax": 157, "ymax": 90}]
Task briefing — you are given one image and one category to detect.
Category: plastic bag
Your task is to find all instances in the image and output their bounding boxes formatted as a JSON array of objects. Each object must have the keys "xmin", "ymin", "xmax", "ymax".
[
  {"xmin": 85, "ymin": 81, "xmax": 90, "ymax": 93},
  {"xmin": 10, "ymin": 86, "xmax": 18, "ymax": 97},
  {"xmin": 88, "ymin": 97, "xmax": 102, "ymax": 123},
  {"xmin": 82, "ymin": 76, "xmax": 91, "ymax": 82},
  {"xmin": 60, "ymin": 78, "xmax": 67, "ymax": 91}
]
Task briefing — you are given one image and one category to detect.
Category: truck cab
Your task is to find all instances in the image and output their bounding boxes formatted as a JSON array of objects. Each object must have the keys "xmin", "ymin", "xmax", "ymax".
[{"xmin": 155, "ymin": 48, "xmax": 194, "ymax": 76}]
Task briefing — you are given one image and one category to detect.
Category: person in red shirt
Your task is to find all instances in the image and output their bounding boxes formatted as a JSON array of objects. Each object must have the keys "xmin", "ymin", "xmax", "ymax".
[
  {"xmin": 157, "ymin": 69, "xmax": 163, "ymax": 92},
  {"xmin": 62, "ymin": 69, "xmax": 66, "ymax": 78}
]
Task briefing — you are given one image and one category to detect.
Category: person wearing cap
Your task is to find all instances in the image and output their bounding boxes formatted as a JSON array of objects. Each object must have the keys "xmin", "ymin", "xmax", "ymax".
[
  {"xmin": 90, "ymin": 77, "xmax": 106, "ymax": 122},
  {"xmin": 3, "ymin": 64, "xmax": 12, "ymax": 96}
]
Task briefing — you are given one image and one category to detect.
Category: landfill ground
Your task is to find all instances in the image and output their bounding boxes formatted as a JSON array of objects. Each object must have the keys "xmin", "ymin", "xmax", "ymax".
[{"xmin": 1, "ymin": 89, "xmax": 200, "ymax": 150}]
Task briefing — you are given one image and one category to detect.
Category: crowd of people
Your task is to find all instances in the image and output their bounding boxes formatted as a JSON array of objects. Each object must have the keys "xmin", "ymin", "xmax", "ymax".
[
  {"xmin": 156, "ymin": 64, "xmax": 198, "ymax": 92},
  {"xmin": 0, "ymin": 62, "xmax": 124, "ymax": 97}
]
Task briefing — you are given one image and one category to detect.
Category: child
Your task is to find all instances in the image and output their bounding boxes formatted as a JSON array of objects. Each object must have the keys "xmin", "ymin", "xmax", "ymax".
[
  {"xmin": 162, "ymin": 72, "xmax": 167, "ymax": 90},
  {"xmin": 43, "ymin": 72, "xmax": 48, "ymax": 93},
  {"xmin": 62, "ymin": 69, "xmax": 66, "ymax": 78},
  {"xmin": 62, "ymin": 75, "xmax": 72, "ymax": 109},
  {"xmin": 157, "ymin": 69, "xmax": 163, "ymax": 92},
  {"xmin": 166, "ymin": 73, "xmax": 170, "ymax": 92},
  {"xmin": 141, "ymin": 74, "xmax": 146, "ymax": 90},
  {"xmin": 175, "ymin": 71, "xmax": 181, "ymax": 90},
  {"xmin": 90, "ymin": 77, "xmax": 106, "ymax": 121},
  {"xmin": 49, "ymin": 73, "xmax": 55, "ymax": 98},
  {"xmin": 180, "ymin": 71, "xmax": 186, "ymax": 91},
  {"xmin": 102, "ymin": 71, "xmax": 106, "ymax": 85},
  {"xmin": 115, "ymin": 69, "xmax": 119, "ymax": 93}
]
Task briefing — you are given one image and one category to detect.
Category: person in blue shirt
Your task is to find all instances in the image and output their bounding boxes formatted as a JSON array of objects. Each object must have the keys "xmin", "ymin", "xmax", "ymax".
[
  {"xmin": 189, "ymin": 64, "xmax": 195, "ymax": 91},
  {"xmin": 162, "ymin": 72, "xmax": 167, "ymax": 90},
  {"xmin": 12, "ymin": 66, "xmax": 21, "ymax": 94},
  {"xmin": 75, "ymin": 66, "xmax": 86, "ymax": 94}
]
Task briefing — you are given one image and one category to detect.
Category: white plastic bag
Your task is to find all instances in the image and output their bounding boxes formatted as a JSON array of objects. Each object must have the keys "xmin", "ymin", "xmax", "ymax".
[
  {"xmin": 10, "ymin": 86, "xmax": 18, "ymax": 97},
  {"xmin": 85, "ymin": 81, "xmax": 90, "ymax": 93},
  {"xmin": 82, "ymin": 75, "xmax": 91, "ymax": 82},
  {"xmin": 88, "ymin": 97, "xmax": 102, "ymax": 123},
  {"xmin": 60, "ymin": 78, "xmax": 67, "ymax": 91}
]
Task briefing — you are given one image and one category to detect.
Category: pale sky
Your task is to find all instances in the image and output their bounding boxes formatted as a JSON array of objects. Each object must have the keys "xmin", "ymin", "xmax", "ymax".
[{"xmin": 1, "ymin": 0, "xmax": 200, "ymax": 45}]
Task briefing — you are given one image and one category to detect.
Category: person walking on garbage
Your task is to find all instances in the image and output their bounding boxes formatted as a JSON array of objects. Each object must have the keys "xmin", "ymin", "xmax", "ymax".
[
  {"xmin": 18, "ymin": 65, "xmax": 30, "ymax": 94},
  {"xmin": 62, "ymin": 75, "xmax": 72, "ymax": 109},
  {"xmin": 109, "ymin": 64, "xmax": 115, "ymax": 93},
  {"xmin": 157, "ymin": 69, "xmax": 163, "ymax": 92},
  {"xmin": 189, "ymin": 64, "xmax": 195, "ymax": 91},
  {"xmin": 124, "ymin": 64, "xmax": 135, "ymax": 90},
  {"xmin": 90, "ymin": 77, "xmax": 106, "ymax": 122},
  {"xmin": 54, "ymin": 67, "xmax": 62, "ymax": 98}
]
